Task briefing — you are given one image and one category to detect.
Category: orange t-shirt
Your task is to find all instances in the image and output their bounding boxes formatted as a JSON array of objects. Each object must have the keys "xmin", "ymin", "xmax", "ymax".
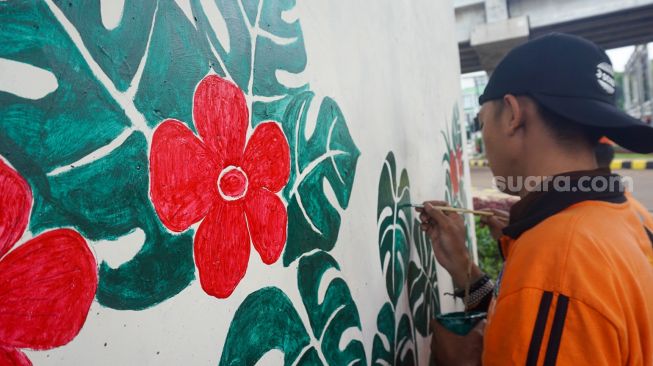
[{"xmin": 483, "ymin": 199, "xmax": 653, "ymax": 365}]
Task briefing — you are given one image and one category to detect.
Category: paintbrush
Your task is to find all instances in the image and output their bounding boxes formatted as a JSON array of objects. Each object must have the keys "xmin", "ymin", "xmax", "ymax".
[{"xmin": 401, "ymin": 203, "xmax": 495, "ymax": 217}]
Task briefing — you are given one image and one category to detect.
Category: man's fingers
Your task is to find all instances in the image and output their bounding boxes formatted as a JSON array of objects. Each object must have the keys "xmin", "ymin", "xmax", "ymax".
[
  {"xmin": 424, "ymin": 203, "xmax": 449, "ymax": 225},
  {"xmin": 490, "ymin": 208, "xmax": 510, "ymax": 219},
  {"xmin": 424, "ymin": 200, "xmax": 449, "ymax": 208}
]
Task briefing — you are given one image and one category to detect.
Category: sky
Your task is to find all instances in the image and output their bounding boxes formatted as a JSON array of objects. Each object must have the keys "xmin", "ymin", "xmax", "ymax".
[{"xmin": 606, "ymin": 46, "xmax": 636, "ymax": 72}]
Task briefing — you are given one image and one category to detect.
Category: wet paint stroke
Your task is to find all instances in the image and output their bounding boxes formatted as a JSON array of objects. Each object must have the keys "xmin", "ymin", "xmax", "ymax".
[
  {"xmin": 373, "ymin": 152, "xmax": 443, "ymax": 365},
  {"xmin": 407, "ymin": 220, "xmax": 441, "ymax": 337},
  {"xmin": 150, "ymin": 74, "xmax": 290, "ymax": 298},
  {"xmin": 0, "ymin": 159, "xmax": 97, "ymax": 365},
  {"xmin": 373, "ymin": 152, "xmax": 416, "ymax": 365}
]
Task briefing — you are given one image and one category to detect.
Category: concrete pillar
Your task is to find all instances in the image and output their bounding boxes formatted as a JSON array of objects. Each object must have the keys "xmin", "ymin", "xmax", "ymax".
[{"xmin": 485, "ymin": 0, "xmax": 509, "ymax": 22}]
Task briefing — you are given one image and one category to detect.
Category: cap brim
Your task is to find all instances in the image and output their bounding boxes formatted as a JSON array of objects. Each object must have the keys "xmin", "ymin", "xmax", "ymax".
[{"xmin": 531, "ymin": 92, "xmax": 653, "ymax": 153}]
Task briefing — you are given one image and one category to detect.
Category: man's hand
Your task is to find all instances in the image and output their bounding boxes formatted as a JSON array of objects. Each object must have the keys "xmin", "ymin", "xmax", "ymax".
[
  {"xmin": 430, "ymin": 318, "xmax": 485, "ymax": 366},
  {"xmin": 479, "ymin": 208, "xmax": 509, "ymax": 240},
  {"xmin": 418, "ymin": 201, "xmax": 481, "ymax": 289}
]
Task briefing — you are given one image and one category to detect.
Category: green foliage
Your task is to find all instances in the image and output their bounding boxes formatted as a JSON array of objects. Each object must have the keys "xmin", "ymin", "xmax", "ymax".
[
  {"xmin": 407, "ymin": 219, "xmax": 440, "ymax": 337},
  {"xmin": 376, "ymin": 152, "xmax": 411, "ymax": 306},
  {"xmin": 474, "ymin": 217, "xmax": 502, "ymax": 281},
  {"xmin": 282, "ymin": 92, "xmax": 360, "ymax": 266},
  {"xmin": 0, "ymin": 0, "xmax": 197, "ymax": 309},
  {"xmin": 219, "ymin": 251, "xmax": 366, "ymax": 365},
  {"xmin": 1, "ymin": 0, "xmax": 359, "ymax": 309}
]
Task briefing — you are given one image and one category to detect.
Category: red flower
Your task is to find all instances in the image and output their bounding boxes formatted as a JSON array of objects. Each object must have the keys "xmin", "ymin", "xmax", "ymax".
[
  {"xmin": 449, "ymin": 152, "xmax": 459, "ymax": 195},
  {"xmin": 150, "ymin": 75, "xmax": 290, "ymax": 299},
  {"xmin": 449, "ymin": 146, "xmax": 464, "ymax": 196},
  {"xmin": 0, "ymin": 159, "xmax": 97, "ymax": 366}
]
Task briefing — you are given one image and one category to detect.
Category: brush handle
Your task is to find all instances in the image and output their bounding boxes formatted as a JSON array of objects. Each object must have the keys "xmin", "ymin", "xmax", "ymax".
[{"xmin": 408, "ymin": 203, "xmax": 494, "ymax": 216}]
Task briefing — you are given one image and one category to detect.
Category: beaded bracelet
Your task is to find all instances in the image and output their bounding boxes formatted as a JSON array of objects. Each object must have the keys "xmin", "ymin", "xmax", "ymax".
[
  {"xmin": 463, "ymin": 279, "xmax": 495, "ymax": 309},
  {"xmin": 453, "ymin": 274, "xmax": 491, "ymax": 298}
]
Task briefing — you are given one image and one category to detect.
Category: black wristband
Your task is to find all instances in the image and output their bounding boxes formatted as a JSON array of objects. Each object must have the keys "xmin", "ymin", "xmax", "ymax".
[{"xmin": 453, "ymin": 274, "xmax": 490, "ymax": 298}]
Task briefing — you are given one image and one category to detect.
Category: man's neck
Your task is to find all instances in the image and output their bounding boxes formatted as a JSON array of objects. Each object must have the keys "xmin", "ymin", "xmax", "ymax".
[{"xmin": 518, "ymin": 147, "xmax": 598, "ymax": 198}]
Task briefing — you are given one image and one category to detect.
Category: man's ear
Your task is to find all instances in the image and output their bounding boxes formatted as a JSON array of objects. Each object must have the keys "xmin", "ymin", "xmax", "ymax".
[{"xmin": 503, "ymin": 94, "xmax": 524, "ymax": 136}]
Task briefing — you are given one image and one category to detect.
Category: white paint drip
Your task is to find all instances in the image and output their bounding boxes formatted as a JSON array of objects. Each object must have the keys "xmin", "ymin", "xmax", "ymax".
[
  {"xmin": 100, "ymin": 0, "xmax": 125, "ymax": 30},
  {"xmin": 0, "ymin": 58, "xmax": 58, "ymax": 99}
]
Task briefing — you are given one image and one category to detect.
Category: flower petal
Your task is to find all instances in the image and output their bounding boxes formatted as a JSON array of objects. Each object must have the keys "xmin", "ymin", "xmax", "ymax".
[
  {"xmin": 193, "ymin": 75, "xmax": 248, "ymax": 166},
  {"xmin": 150, "ymin": 120, "xmax": 219, "ymax": 232},
  {"xmin": 194, "ymin": 202, "xmax": 250, "ymax": 298},
  {"xmin": 0, "ymin": 229, "xmax": 97, "ymax": 350},
  {"xmin": 0, "ymin": 347, "xmax": 31, "ymax": 366},
  {"xmin": 0, "ymin": 159, "xmax": 32, "ymax": 258},
  {"xmin": 244, "ymin": 189, "xmax": 287, "ymax": 264},
  {"xmin": 242, "ymin": 122, "xmax": 290, "ymax": 192}
]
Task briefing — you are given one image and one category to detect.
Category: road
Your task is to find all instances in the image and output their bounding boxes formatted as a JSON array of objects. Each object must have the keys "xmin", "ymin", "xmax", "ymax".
[{"xmin": 470, "ymin": 167, "xmax": 653, "ymax": 210}]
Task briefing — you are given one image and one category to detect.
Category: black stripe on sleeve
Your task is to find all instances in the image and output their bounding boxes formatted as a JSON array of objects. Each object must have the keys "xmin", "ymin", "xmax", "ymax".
[
  {"xmin": 645, "ymin": 227, "xmax": 653, "ymax": 249},
  {"xmin": 526, "ymin": 291, "xmax": 553, "ymax": 366},
  {"xmin": 543, "ymin": 295, "xmax": 570, "ymax": 366}
]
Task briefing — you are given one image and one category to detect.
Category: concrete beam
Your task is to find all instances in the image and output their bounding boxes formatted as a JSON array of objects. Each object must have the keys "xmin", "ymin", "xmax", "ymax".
[{"xmin": 470, "ymin": 16, "xmax": 530, "ymax": 73}]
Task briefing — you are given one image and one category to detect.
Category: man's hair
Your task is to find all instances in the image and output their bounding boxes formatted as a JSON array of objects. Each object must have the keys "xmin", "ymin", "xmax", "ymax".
[
  {"xmin": 493, "ymin": 97, "xmax": 601, "ymax": 149},
  {"xmin": 536, "ymin": 102, "xmax": 602, "ymax": 148},
  {"xmin": 594, "ymin": 143, "xmax": 615, "ymax": 168}
]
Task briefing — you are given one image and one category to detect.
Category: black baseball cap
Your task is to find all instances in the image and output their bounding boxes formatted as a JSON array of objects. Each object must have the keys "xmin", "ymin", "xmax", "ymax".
[{"xmin": 479, "ymin": 33, "xmax": 653, "ymax": 153}]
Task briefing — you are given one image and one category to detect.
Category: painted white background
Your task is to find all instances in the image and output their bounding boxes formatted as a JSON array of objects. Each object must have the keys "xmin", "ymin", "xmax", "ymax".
[{"xmin": 21, "ymin": 0, "xmax": 472, "ymax": 364}]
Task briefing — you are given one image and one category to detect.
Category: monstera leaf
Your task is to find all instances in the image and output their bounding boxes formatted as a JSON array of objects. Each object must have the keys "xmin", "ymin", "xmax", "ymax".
[
  {"xmin": 371, "ymin": 302, "xmax": 416, "ymax": 366},
  {"xmin": 377, "ymin": 152, "xmax": 411, "ymax": 305},
  {"xmin": 192, "ymin": 0, "xmax": 308, "ymax": 126},
  {"xmin": 407, "ymin": 219, "xmax": 440, "ymax": 337},
  {"xmin": 281, "ymin": 92, "xmax": 360, "ymax": 265},
  {"xmin": 297, "ymin": 251, "xmax": 367, "ymax": 365},
  {"xmin": 218, "ymin": 287, "xmax": 313, "ymax": 365},
  {"xmin": 219, "ymin": 251, "xmax": 366, "ymax": 365},
  {"xmin": 0, "ymin": 0, "xmax": 201, "ymax": 309},
  {"xmin": 49, "ymin": 0, "xmax": 157, "ymax": 92}
]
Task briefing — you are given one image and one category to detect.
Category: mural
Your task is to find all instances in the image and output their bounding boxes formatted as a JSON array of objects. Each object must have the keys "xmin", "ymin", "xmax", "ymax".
[
  {"xmin": 0, "ymin": 160, "xmax": 97, "ymax": 365},
  {"xmin": 150, "ymin": 75, "xmax": 291, "ymax": 298},
  {"xmin": 373, "ymin": 152, "xmax": 441, "ymax": 365},
  {"xmin": 442, "ymin": 105, "xmax": 474, "ymax": 248},
  {"xmin": 0, "ymin": 0, "xmax": 463, "ymax": 364}
]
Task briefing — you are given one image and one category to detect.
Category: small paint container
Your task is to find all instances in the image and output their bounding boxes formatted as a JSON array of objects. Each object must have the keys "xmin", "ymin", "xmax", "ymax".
[{"xmin": 435, "ymin": 311, "xmax": 487, "ymax": 336}]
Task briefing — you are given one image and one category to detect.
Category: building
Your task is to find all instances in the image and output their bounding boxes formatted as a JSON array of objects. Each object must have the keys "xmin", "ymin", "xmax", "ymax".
[
  {"xmin": 623, "ymin": 43, "xmax": 653, "ymax": 124},
  {"xmin": 461, "ymin": 71, "xmax": 488, "ymax": 129}
]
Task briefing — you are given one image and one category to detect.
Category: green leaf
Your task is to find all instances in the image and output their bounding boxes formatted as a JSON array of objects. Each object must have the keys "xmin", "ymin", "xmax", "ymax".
[
  {"xmin": 377, "ymin": 152, "xmax": 411, "ymax": 305},
  {"xmin": 408, "ymin": 219, "xmax": 440, "ymax": 337},
  {"xmin": 192, "ymin": 0, "xmax": 308, "ymax": 125},
  {"xmin": 371, "ymin": 302, "xmax": 416, "ymax": 366},
  {"xmin": 298, "ymin": 251, "xmax": 367, "ymax": 366},
  {"xmin": 218, "ymin": 287, "xmax": 312, "ymax": 366},
  {"xmin": 133, "ymin": 0, "xmax": 218, "ymax": 129},
  {"xmin": 282, "ymin": 92, "xmax": 360, "ymax": 265},
  {"xmin": 220, "ymin": 251, "xmax": 366, "ymax": 365},
  {"xmin": 0, "ymin": 0, "xmax": 196, "ymax": 309},
  {"xmin": 50, "ymin": 0, "xmax": 157, "ymax": 92}
]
